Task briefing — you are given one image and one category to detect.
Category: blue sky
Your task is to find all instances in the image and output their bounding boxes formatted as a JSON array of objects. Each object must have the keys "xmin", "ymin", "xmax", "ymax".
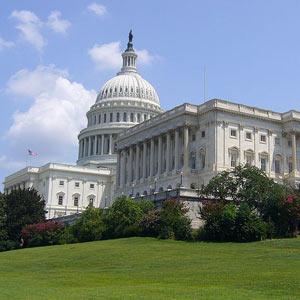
[{"xmin": 1, "ymin": 0, "xmax": 300, "ymax": 190}]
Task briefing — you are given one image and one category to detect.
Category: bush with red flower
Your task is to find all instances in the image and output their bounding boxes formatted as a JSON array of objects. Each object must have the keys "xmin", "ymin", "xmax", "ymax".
[{"xmin": 21, "ymin": 221, "xmax": 65, "ymax": 247}]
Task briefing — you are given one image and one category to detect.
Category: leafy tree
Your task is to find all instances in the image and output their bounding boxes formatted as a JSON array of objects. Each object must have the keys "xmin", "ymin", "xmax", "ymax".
[
  {"xmin": 0, "ymin": 193, "xmax": 8, "ymax": 241},
  {"xmin": 137, "ymin": 201, "xmax": 156, "ymax": 214},
  {"xmin": 201, "ymin": 165, "xmax": 285, "ymax": 214},
  {"xmin": 5, "ymin": 188, "xmax": 46, "ymax": 241},
  {"xmin": 104, "ymin": 195, "xmax": 143, "ymax": 238},
  {"xmin": 71, "ymin": 206, "xmax": 106, "ymax": 242}
]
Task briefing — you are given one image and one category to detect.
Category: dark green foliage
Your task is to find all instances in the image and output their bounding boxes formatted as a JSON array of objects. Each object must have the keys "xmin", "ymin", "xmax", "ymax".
[
  {"xmin": 136, "ymin": 201, "xmax": 156, "ymax": 214},
  {"xmin": 138, "ymin": 210, "xmax": 161, "ymax": 237},
  {"xmin": 0, "ymin": 240, "xmax": 19, "ymax": 252},
  {"xmin": 0, "ymin": 193, "xmax": 8, "ymax": 241},
  {"xmin": 199, "ymin": 201, "xmax": 266, "ymax": 242},
  {"xmin": 21, "ymin": 221, "xmax": 65, "ymax": 247},
  {"xmin": 5, "ymin": 188, "xmax": 46, "ymax": 241},
  {"xmin": 104, "ymin": 195, "xmax": 143, "ymax": 238},
  {"xmin": 71, "ymin": 206, "xmax": 106, "ymax": 242}
]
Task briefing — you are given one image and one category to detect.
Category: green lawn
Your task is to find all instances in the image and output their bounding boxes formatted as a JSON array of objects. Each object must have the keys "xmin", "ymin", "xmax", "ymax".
[{"xmin": 0, "ymin": 237, "xmax": 299, "ymax": 300}]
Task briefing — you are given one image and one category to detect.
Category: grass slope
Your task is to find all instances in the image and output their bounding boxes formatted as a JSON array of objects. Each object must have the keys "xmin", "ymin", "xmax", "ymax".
[{"xmin": 0, "ymin": 237, "xmax": 299, "ymax": 300}]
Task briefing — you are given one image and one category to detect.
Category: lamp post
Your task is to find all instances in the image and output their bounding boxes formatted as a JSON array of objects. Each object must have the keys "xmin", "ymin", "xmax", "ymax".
[{"xmin": 180, "ymin": 171, "xmax": 183, "ymax": 187}]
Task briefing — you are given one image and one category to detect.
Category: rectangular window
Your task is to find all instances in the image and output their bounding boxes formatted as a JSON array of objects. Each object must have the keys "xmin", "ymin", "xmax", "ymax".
[
  {"xmin": 275, "ymin": 160, "xmax": 280, "ymax": 174},
  {"xmin": 144, "ymin": 114, "xmax": 147, "ymax": 121},
  {"xmin": 110, "ymin": 113, "xmax": 113, "ymax": 122},
  {"xmin": 137, "ymin": 114, "xmax": 141, "ymax": 122},
  {"xmin": 90, "ymin": 183, "xmax": 95, "ymax": 189},
  {"xmin": 59, "ymin": 180, "xmax": 64, "ymax": 186},
  {"xmin": 288, "ymin": 162, "xmax": 293, "ymax": 173},
  {"xmin": 246, "ymin": 155, "xmax": 252, "ymax": 166},
  {"xmin": 260, "ymin": 135, "xmax": 266, "ymax": 143},
  {"xmin": 245, "ymin": 132, "xmax": 252, "ymax": 140},
  {"xmin": 288, "ymin": 140, "xmax": 292, "ymax": 147},
  {"xmin": 58, "ymin": 195, "xmax": 63, "ymax": 205},
  {"xmin": 75, "ymin": 182, "xmax": 79, "ymax": 188},
  {"xmin": 98, "ymin": 114, "xmax": 101, "ymax": 123},
  {"xmin": 104, "ymin": 113, "xmax": 107, "ymax": 123},
  {"xmin": 74, "ymin": 197, "xmax": 79, "ymax": 206},
  {"xmin": 192, "ymin": 134, "xmax": 196, "ymax": 141},
  {"xmin": 130, "ymin": 113, "xmax": 134, "ymax": 122},
  {"xmin": 231, "ymin": 153, "xmax": 237, "ymax": 167},
  {"xmin": 201, "ymin": 131, "xmax": 205, "ymax": 138},
  {"xmin": 116, "ymin": 112, "xmax": 120, "ymax": 122},
  {"xmin": 261, "ymin": 158, "xmax": 266, "ymax": 171},
  {"xmin": 275, "ymin": 137, "xmax": 280, "ymax": 145},
  {"xmin": 230, "ymin": 129, "xmax": 237, "ymax": 137}
]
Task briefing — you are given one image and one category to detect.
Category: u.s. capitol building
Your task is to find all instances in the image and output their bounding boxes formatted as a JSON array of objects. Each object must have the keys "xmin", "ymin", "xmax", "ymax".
[{"xmin": 3, "ymin": 33, "xmax": 300, "ymax": 222}]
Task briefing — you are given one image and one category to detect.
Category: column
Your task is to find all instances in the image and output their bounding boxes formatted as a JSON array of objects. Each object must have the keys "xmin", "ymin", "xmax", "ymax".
[
  {"xmin": 254, "ymin": 127, "xmax": 258, "ymax": 166},
  {"xmin": 268, "ymin": 130, "xmax": 273, "ymax": 176},
  {"xmin": 174, "ymin": 129, "xmax": 179, "ymax": 171},
  {"xmin": 129, "ymin": 146, "xmax": 133, "ymax": 182},
  {"xmin": 109, "ymin": 134, "xmax": 112, "ymax": 155},
  {"xmin": 88, "ymin": 137, "xmax": 91, "ymax": 156},
  {"xmin": 83, "ymin": 138, "xmax": 87, "ymax": 157},
  {"xmin": 93, "ymin": 135, "xmax": 97, "ymax": 156},
  {"xmin": 116, "ymin": 150, "xmax": 121, "ymax": 186},
  {"xmin": 183, "ymin": 126, "xmax": 189, "ymax": 171},
  {"xmin": 166, "ymin": 132, "xmax": 171, "ymax": 173},
  {"xmin": 239, "ymin": 125, "xmax": 243, "ymax": 164},
  {"xmin": 150, "ymin": 138, "xmax": 154, "ymax": 177},
  {"xmin": 101, "ymin": 134, "xmax": 105, "ymax": 155},
  {"xmin": 78, "ymin": 140, "xmax": 82, "ymax": 159},
  {"xmin": 291, "ymin": 132, "xmax": 298, "ymax": 174},
  {"xmin": 158, "ymin": 135, "xmax": 162, "ymax": 175},
  {"xmin": 135, "ymin": 144, "xmax": 140, "ymax": 181},
  {"xmin": 143, "ymin": 141, "xmax": 147, "ymax": 179},
  {"xmin": 120, "ymin": 150, "xmax": 126, "ymax": 185}
]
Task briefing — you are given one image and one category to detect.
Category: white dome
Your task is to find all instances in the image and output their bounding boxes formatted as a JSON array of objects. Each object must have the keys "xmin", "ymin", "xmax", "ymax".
[{"xmin": 96, "ymin": 72, "xmax": 160, "ymax": 105}]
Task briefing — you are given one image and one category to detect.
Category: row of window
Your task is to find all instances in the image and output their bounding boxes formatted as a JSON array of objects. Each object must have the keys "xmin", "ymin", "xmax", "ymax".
[
  {"xmin": 88, "ymin": 112, "xmax": 153, "ymax": 126},
  {"xmin": 58, "ymin": 195, "xmax": 94, "ymax": 207},
  {"xmin": 230, "ymin": 130, "xmax": 287, "ymax": 146},
  {"xmin": 59, "ymin": 181, "xmax": 94, "ymax": 189},
  {"xmin": 101, "ymin": 87, "xmax": 153, "ymax": 97}
]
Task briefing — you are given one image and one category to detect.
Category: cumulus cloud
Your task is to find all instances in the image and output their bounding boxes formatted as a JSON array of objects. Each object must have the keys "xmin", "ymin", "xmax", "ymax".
[
  {"xmin": 10, "ymin": 10, "xmax": 46, "ymax": 51},
  {"xmin": 88, "ymin": 3, "xmax": 107, "ymax": 17},
  {"xmin": 5, "ymin": 66, "xmax": 96, "ymax": 164},
  {"xmin": 88, "ymin": 41, "xmax": 157, "ymax": 70},
  {"xmin": 0, "ymin": 36, "xmax": 14, "ymax": 50},
  {"xmin": 47, "ymin": 11, "xmax": 71, "ymax": 34}
]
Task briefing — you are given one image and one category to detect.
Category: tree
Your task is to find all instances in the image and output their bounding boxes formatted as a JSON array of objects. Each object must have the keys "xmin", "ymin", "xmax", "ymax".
[
  {"xmin": 201, "ymin": 165, "xmax": 285, "ymax": 214},
  {"xmin": 0, "ymin": 193, "xmax": 8, "ymax": 241},
  {"xmin": 104, "ymin": 195, "xmax": 143, "ymax": 238},
  {"xmin": 5, "ymin": 188, "xmax": 46, "ymax": 241}
]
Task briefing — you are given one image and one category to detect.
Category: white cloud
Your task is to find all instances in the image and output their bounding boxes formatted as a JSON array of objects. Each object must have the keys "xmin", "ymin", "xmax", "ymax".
[
  {"xmin": 0, "ymin": 36, "xmax": 14, "ymax": 50},
  {"xmin": 10, "ymin": 10, "xmax": 46, "ymax": 51},
  {"xmin": 5, "ymin": 66, "xmax": 96, "ymax": 164},
  {"xmin": 88, "ymin": 42, "xmax": 122, "ymax": 70},
  {"xmin": 88, "ymin": 3, "xmax": 107, "ymax": 17},
  {"xmin": 47, "ymin": 11, "xmax": 71, "ymax": 35},
  {"xmin": 0, "ymin": 155, "xmax": 24, "ymax": 171},
  {"xmin": 88, "ymin": 42, "xmax": 157, "ymax": 70}
]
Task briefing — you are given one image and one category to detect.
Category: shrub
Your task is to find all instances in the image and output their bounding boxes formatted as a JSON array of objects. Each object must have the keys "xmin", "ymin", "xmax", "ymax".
[
  {"xmin": 0, "ymin": 240, "xmax": 19, "ymax": 252},
  {"xmin": 138, "ymin": 210, "xmax": 162, "ymax": 237},
  {"xmin": 71, "ymin": 206, "xmax": 106, "ymax": 242},
  {"xmin": 21, "ymin": 221, "xmax": 64, "ymax": 247}
]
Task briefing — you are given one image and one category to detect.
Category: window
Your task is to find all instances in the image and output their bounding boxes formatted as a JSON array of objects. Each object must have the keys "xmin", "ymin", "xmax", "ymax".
[
  {"xmin": 260, "ymin": 135, "xmax": 266, "ymax": 143},
  {"xmin": 116, "ymin": 112, "xmax": 120, "ymax": 122},
  {"xmin": 75, "ymin": 182, "xmax": 80, "ymax": 188},
  {"xmin": 275, "ymin": 137, "xmax": 280, "ymax": 145},
  {"xmin": 201, "ymin": 131, "xmax": 205, "ymax": 138},
  {"xmin": 74, "ymin": 197, "xmax": 79, "ymax": 206},
  {"xmin": 59, "ymin": 180, "xmax": 64, "ymax": 186},
  {"xmin": 94, "ymin": 115, "xmax": 96, "ymax": 125},
  {"xmin": 245, "ymin": 155, "xmax": 252, "ymax": 166},
  {"xmin": 288, "ymin": 162, "xmax": 293, "ymax": 174},
  {"xmin": 130, "ymin": 112, "xmax": 134, "ymax": 122},
  {"xmin": 98, "ymin": 114, "xmax": 101, "ymax": 124},
  {"xmin": 144, "ymin": 114, "xmax": 147, "ymax": 121},
  {"xmin": 192, "ymin": 134, "xmax": 196, "ymax": 141},
  {"xmin": 120, "ymin": 87, "xmax": 123, "ymax": 92},
  {"xmin": 288, "ymin": 140, "xmax": 292, "ymax": 147},
  {"xmin": 189, "ymin": 152, "xmax": 196, "ymax": 169},
  {"xmin": 110, "ymin": 113, "xmax": 113, "ymax": 122},
  {"xmin": 137, "ymin": 114, "xmax": 141, "ymax": 122},
  {"xmin": 89, "ymin": 198, "xmax": 94, "ymax": 207},
  {"xmin": 58, "ymin": 195, "xmax": 63, "ymax": 205},
  {"xmin": 231, "ymin": 153, "xmax": 237, "ymax": 167},
  {"xmin": 275, "ymin": 160, "xmax": 280, "ymax": 174},
  {"xmin": 261, "ymin": 158, "xmax": 266, "ymax": 171},
  {"xmin": 123, "ymin": 112, "xmax": 127, "ymax": 122},
  {"xmin": 90, "ymin": 183, "xmax": 95, "ymax": 189},
  {"xmin": 246, "ymin": 132, "xmax": 252, "ymax": 140},
  {"xmin": 230, "ymin": 129, "xmax": 237, "ymax": 137}
]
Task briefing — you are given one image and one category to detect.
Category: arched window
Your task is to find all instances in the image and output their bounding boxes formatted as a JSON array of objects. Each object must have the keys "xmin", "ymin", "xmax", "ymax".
[
  {"xmin": 116, "ymin": 112, "xmax": 120, "ymax": 122},
  {"xmin": 199, "ymin": 148, "xmax": 206, "ymax": 169},
  {"xmin": 189, "ymin": 151, "xmax": 196, "ymax": 169},
  {"xmin": 143, "ymin": 191, "xmax": 148, "ymax": 196},
  {"xmin": 144, "ymin": 114, "xmax": 147, "ymax": 121},
  {"xmin": 190, "ymin": 183, "xmax": 196, "ymax": 189},
  {"xmin": 104, "ymin": 113, "xmax": 107, "ymax": 123},
  {"xmin": 136, "ymin": 192, "xmax": 140, "ymax": 197},
  {"xmin": 88, "ymin": 196, "xmax": 95, "ymax": 207},
  {"xmin": 110, "ymin": 112, "xmax": 113, "ymax": 122},
  {"xmin": 98, "ymin": 114, "xmax": 101, "ymax": 124},
  {"xmin": 158, "ymin": 187, "xmax": 164, "ymax": 192},
  {"xmin": 137, "ymin": 114, "xmax": 141, "ymax": 122},
  {"xmin": 123, "ymin": 112, "xmax": 127, "ymax": 122},
  {"xmin": 130, "ymin": 113, "xmax": 134, "ymax": 122},
  {"xmin": 94, "ymin": 115, "xmax": 96, "ymax": 125}
]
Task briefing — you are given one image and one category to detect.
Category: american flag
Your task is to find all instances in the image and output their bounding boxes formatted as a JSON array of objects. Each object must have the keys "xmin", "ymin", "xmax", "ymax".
[{"xmin": 28, "ymin": 150, "xmax": 38, "ymax": 156}]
